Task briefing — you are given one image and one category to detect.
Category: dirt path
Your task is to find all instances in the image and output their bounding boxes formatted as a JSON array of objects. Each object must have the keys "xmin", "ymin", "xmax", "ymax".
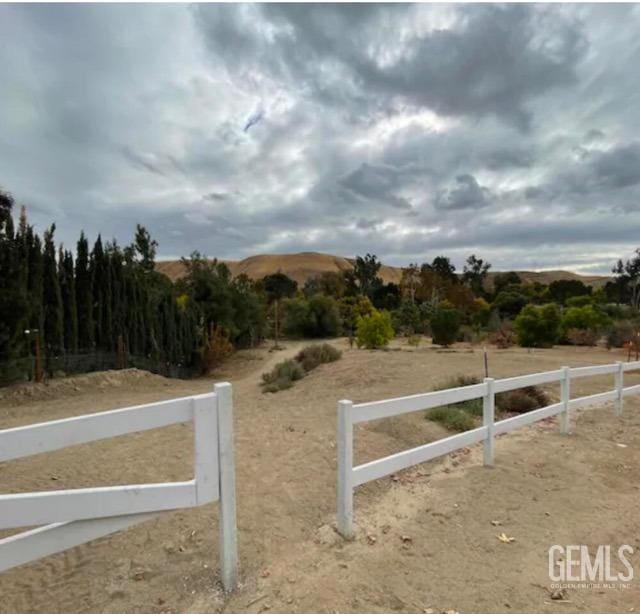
[{"xmin": 1, "ymin": 341, "xmax": 639, "ymax": 613}]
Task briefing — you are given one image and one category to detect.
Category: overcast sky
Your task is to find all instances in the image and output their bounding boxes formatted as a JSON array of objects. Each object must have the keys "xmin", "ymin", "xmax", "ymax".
[{"xmin": 1, "ymin": 3, "xmax": 639, "ymax": 273}]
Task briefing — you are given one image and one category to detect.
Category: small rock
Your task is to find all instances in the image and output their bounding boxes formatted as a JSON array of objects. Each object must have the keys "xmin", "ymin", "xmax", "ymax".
[{"xmin": 550, "ymin": 588, "xmax": 568, "ymax": 601}]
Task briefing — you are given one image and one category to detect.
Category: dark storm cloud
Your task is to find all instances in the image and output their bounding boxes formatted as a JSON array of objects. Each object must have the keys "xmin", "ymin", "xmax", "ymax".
[
  {"xmin": 1, "ymin": 3, "xmax": 639, "ymax": 273},
  {"xmin": 435, "ymin": 175, "xmax": 491, "ymax": 210}
]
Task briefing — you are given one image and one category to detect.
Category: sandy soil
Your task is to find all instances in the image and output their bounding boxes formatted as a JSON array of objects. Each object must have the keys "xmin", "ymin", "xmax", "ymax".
[{"xmin": 0, "ymin": 340, "xmax": 638, "ymax": 613}]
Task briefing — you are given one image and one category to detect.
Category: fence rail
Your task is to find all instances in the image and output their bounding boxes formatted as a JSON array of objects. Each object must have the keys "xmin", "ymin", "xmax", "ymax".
[
  {"xmin": 337, "ymin": 360, "xmax": 640, "ymax": 538},
  {"xmin": 0, "ymin": 383, "xmax": 238, "ymax": 591}
]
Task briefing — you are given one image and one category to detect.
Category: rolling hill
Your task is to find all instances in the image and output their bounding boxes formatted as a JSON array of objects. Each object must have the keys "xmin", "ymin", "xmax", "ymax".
[{"xmin": 155, "ymin": 251, "xmax": 610, "ymax": 288}]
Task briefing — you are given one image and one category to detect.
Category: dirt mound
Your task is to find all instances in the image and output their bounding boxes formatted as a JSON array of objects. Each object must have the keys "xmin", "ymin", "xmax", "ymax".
[{"xmin": 0, "ymin": 368, "xmax": 167, "ymax": 406}]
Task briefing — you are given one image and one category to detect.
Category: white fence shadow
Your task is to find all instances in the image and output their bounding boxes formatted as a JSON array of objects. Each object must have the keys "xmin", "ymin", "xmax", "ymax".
[
  {"xmin": 0, "ymin": 382, "xmax": 238, "ymax": 592},
  {"xmin": 337, "ymin": 360, "xmax": 640, "ymax": 538}
]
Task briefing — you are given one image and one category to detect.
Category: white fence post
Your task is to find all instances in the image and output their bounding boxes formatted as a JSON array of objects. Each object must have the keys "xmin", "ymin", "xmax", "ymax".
[
  {"xmin": 215, "ymin": 383, "xmax": 238, "ymax": 592},
  {"xmin": 560, "ymin": 366, "xmax": 571, "ymax": 434},
  {"xmin": 337, "ymin": 399, "xmax": 354, "ymax": 539},
  {"xmin": 615, "ymin": 361, "xmax": 623, "ymax": 416},
  {"xmin": 193, "ymin": 394, "xmax": 219, "ymax": 504},
  {"xmin": 483, "ymin": 377, "xmax": 495, "ymax": 467}
]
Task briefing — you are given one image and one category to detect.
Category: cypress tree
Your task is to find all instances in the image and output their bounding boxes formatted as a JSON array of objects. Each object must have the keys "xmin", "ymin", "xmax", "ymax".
[
  {"xmin": 76, "ymin": 232, "xmax": 94, "ymax": 350},
  {"xmin": 91, "ymin": 235, "xmax": 106, "ymax": 350},
  {"xmin": 0, "ymin": 192, "xmax": 29, "ymax": 380},
  {"xmin": 42, "ymin": 224, "xmax": 64, "ymax": 356},
  {"xmin": 59, "ymin": 247, "xmax": 79, "ymax": 353}
]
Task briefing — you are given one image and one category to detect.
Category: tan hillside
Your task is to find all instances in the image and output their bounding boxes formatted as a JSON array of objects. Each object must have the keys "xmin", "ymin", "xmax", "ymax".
[
  {"xmin": 156, "ymin": 251, "xmax": 404, "ymax": 285},
  {"xmin": 155, "ymin": 252, "xmax": 609, "ymax": 287}
]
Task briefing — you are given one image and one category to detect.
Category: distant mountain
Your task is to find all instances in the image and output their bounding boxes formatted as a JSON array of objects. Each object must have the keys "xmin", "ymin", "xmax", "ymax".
[{"xmin": 155, "ymin": 251, "xmax": 610, "ymax": 288}]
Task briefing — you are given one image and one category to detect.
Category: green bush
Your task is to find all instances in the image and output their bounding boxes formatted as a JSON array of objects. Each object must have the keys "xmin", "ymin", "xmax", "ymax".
[
  {"xmin": 426, "ymin": 406, "xmax": 477, "ymax": 432},
  {"xmin": 430, "ymin": 307, "xmax": 461, "ymax": 346},
  {"xmin": 282, "ymin": 298, "xmax": 310, "ymax": 338},
  {"xmin": 356, "ymin": 310, "xmax": 394, "ymax": 349},
  {"xmin": 282, "ymin": 295, "xmax": 342, "ymax": 338},
  {"xmin": 392, "ymin": 299, "xmax": 422, "ymax": 335},
  {"xmin": 514, "ymin": 303, "xmax": 561, "ymax": 347},
  {"xmin": 261, "ymin": 359, "xmax": 305, "ymax": 392},
  {"xmin": 306, "ymin": 295, "xmax": 342, "ymax": 337},
  {"xmin": 295, "ymin": 343, "xmax": 341, "ymax": 372},
  {"xmin": 561, "ymin": 305, "xmax": 610, "ymax": 337},
  {"xmin": 432, "ymin": 374, "xmax": 483, "ymax": 418}
]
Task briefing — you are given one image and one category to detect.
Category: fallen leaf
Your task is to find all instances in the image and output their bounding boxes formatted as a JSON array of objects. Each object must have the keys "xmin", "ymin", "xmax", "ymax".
[
  {"xmin": 498, "ymin": 532, "xmax": 515, "ymax": 543},
  {"xmin": 490, "ymin": 520, "xmax": 501, "ymax": 526},
  {"xmin": 366, "ymin": 534, "xmax": 377, "ymax": 545},
  {"xmin": 401, "ymin": 535, "xmax": 412, "ymax": 543}
]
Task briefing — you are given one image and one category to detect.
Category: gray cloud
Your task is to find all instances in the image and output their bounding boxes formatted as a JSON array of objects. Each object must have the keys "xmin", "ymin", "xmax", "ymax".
[
  {"xmin": 435, "ymin": 175, "xmax": 491, "ymax": 210},
  {"xmin": 0, "ymin": 3, "xmax": 639, "ymax": 274}
]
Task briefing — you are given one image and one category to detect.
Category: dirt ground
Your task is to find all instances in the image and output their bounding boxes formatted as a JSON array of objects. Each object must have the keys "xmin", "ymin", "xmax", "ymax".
[{"xmin": 1, "ymin": 340, "xmax": 639, "ymax": 614}]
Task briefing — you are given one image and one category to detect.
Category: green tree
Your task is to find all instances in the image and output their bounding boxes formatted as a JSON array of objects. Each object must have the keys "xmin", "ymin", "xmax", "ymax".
[
  {"xmin": 42, "ymin": 225, "xmax": 64, "ymax": 357},
  {"xmin": 514, "ymin": 304, "xmax": 561, "ymax": 348},
  {"xmin": 462, "ymin": 254, "xmax": 491, "ymax": 296},
  {"xmin": 430, "ymin": 306, "xmax": 461, "ymax": 347},
  {"xmin": 262, "ymin": 272, "xmax": 298, "ymax": 346},
  {"xmin": 76, "ymin": 232, "xmax": 94, "ymax": 350},
  {"xmin": 345, "ymin": 253, "xmax": 383, "ymax": 298},
  {"xmin": 59, "ymin": 248, "xmax": 78, "ymax": 353}
]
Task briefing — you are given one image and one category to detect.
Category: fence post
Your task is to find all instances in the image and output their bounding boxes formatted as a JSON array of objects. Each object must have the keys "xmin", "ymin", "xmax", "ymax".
[
  {"xmin": 214, "ymin": 382, "xmax": 238, "ymax": 592},
  {"xmin": 615, "ymin": 361, "xmax": 624, "ymax": 416},
  {"xmin": 483, "ymin": 377, "xmax": 495, "ymax": 467},
  {"xmin": 337, "ymin": 399, "xmax": 354, "ymax": 539},
  {"xmin": 193, "ymin": 394, "xmax": 218, "ymax": 504},
  {"xmin": 560, "ymin": 366, "xmax": 571, "ymax": 434}
]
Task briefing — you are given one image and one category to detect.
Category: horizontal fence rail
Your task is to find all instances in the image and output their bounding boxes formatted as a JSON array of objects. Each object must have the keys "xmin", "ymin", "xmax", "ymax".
[
  {"xmin": 0, "ymin": 383, "xmax": 238, "ymax": 592},
  {"xmin": 337, "ymin": 360, "xmax": 640, "ymax": 538}
]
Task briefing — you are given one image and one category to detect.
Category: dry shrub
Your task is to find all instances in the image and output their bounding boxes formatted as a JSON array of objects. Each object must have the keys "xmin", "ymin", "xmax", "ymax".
[
  {"xmin": 426, "ymin": 406, "xmax": 477, "ymax": 432},
  {"xmin": 199, "ymin": 324, "xmax": 233, "ymax": 374},
  {"xmin": 262, "ymin": 343, "xmax": 342, "ymax": 393},
  {"xmin": 295, "ymin": 343, "xmax": 341, "ymax": 372},
  {"xmin": 261, "ymin": 359, "xmax": 305, "ymax": 393},
  {"xmin": 489, "ymin": 324, "xmax": 515, "ymax": 349},
  {"xmin": 566, "ymin": 328, "xmax": 599, "ymax": 346},
  {"xmin": 496, "ymin": 386, "xmax": 549, "ymax": 414}
]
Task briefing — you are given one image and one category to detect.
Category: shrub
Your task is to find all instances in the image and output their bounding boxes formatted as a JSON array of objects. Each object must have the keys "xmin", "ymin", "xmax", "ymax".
[
  {"xmin": 295, "ymin": 343, "xmax": 341, "ymax": 372},
  {"xmin": 605, "ymin": 321, "xmax": 637, "ymax": 349},
  {"xmin": 356, "ymin": 310, "xmax": 394, "ymax": 349},
  {"xmin": 561, "ymin": 305, "xmax": 609, "ymax": 335},
  {"xmin": 430, "ymin": 306, "xmax": 461, "ymax": 346},
  {"xmin": 392, "ymin": 299, "xmax": 422, "ymax": 336},
  {"xmin": 495, "ymin": 386, "xmax": 549, "ymax": 414},
  {"xmin": 282, "ymin": 295, "xmax": 342, "ymax": 338},
  {"xmin": 306, "ymin": 295, "xmax": 342, "ymax": 337},
  {"xmin": 198, "ymin": 324, "xmax": 233, "ymax": 374},
  {"xmin": 282, "ymin": 298, "xmax": 310, "ymax": 338},
  {"xmin": 426, "ymin": 406, "xmax": 477, "ymax": 432},
  {"xmin": 261, "ymin": 359, "xmax": 305, "ymax": 392},
  {"xmin": 566, "ymin": 328, "xmax": 599, "ymax": 346},
  {"xmin": 489, "ymin": 323, "xmax": 515, "ymax": 349},
  {"xmin": 514, "ymin": 304, "xmax": 561, "ymax": 347},
  {"xmin": 430, "ymin": 374, "xmax": 549, "ymax": 422},
  {"xmin": 433, "ymin": 374, "xmax": 483, "ymax": 418}
]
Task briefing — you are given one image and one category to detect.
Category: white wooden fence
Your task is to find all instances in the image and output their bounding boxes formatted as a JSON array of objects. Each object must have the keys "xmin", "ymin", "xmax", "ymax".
[
  {"xmin": 0, "ymin": 382, "xmax": 238, "ymax": 592},
  {"xmin": 337, "ymin": 361, "xmax": 640, "ymax": 538}
]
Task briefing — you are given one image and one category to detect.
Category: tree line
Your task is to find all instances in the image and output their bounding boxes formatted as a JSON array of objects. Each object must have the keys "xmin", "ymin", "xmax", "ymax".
[{"xmin": 2, "ymin": 184, "xmax": 639, "ymax": 385}]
